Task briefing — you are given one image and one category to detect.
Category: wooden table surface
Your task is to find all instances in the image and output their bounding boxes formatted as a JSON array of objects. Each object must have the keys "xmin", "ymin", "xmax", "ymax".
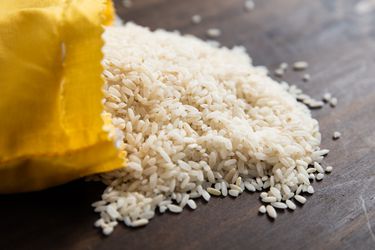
[{"xmin": 1, "ymin": 0, "xmax": 375, "ymax": 249}]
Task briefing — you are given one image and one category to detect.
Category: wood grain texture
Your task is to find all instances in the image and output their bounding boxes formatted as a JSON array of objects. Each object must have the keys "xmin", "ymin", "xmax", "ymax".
[{"xmin": 1, "ymin": 0, "xmax": 374, "ymax": 249}]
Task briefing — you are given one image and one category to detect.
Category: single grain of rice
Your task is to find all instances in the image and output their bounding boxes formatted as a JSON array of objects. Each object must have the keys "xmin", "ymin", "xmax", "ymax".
[
  {"xmin": 303, "ymin": 74, "xmax": 311, "ymax": 82},
  {"xmin": 192, "ymin": 15, "xmax": 202, "ymax": 24},
  {"xmin": 266, "ymin": 205, "xmax": 277, "ymax": 219},
  {"xmin": 333, "ymin": 131, "xmax": 341, "ymax": 140},
  {"xmin": 294, "ymin": 195, "xmax": 307, "ymax": 204},
  {"xmin": 259, "ymin": 205, "xmax": 266, "ymax": 213},
  {"xmin": 245, "ymin": 0, "xmax": 255, "ymax": 11},
  {"xmin": 206, "ymin": 28, "xmax": 221, "ymax": 38},
  {"xmin": 325, "ymin": 166, "xmax": 333, "ymax": 173},
  {"xmin": 293, "ymin": 61, "xmax": 309, "ymax": 71}
]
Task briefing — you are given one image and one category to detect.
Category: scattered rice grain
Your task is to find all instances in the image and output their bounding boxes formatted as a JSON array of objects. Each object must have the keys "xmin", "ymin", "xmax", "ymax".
[
  {"xmin": 303, "ymin": 74, "xmax": 311, "ymax": 82},
  {"xmin": 333, "ymin": 131, "xmax": 341, "ymax": 140},
  {"xmin": 325, "ymin": 166, "xmax": 333, "ymax": 173},
  {"xmin": 274, "ymin": 68, "xmax": 284, "ymax": 77},
  {"xmin": 259, "ymin": 205, "xmax": 266, "ymax": 214},
  {"xmin": 330, "ymin": 97, "xmax": 338, "ymax": 107},
  {"xmin": 293, "ymin": 61, "xmax": 309, "ymax": 71},
  {"xmin": 244, "ymin": 0, "xmax": 255, "ymax": 11},
  {"xmin": 266, "ymin": 205, "xmax": 277, "ymax": 219},
  {"xmin": 192, "ymin": 15, "xmax": 202, "ymax": 24},
  {"xmin": 207, "ymin": 28, "xmax": 221, "ymax": 38}
]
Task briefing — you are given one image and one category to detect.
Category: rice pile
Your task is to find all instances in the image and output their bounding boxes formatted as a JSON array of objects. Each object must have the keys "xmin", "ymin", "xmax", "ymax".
[{"xmin": 93, "ymin": 23, "xmax": 329, "ymax": 235}]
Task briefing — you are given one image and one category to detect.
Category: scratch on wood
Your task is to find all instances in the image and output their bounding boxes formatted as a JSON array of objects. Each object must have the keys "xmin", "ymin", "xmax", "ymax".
[
  {"xmin": 319, "ymin": 177, "xmax": 374, "ymax": 192},
  {"xmin": 359, "ymin": 195, "xmax": 375, "ymax": 243}
]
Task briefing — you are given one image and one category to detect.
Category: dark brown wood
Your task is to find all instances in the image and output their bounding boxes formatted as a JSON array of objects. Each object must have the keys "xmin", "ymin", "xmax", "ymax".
[{"xmin": 1, "ymin": 0, "xmax": 375, "ymax": 249}]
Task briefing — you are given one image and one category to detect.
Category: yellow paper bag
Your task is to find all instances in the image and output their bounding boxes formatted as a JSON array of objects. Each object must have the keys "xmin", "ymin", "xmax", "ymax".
[{"xmin": 0, "ymin": 0, "xmax": 125, "ymax": 193}]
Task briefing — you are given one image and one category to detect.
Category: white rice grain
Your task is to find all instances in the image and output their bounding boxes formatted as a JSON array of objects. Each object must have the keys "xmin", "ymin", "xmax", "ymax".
[
  {"xmin": 245, "ymin": 0, "xmax": 255, "ymax": 11},
  {"xmin": 228, "ymin": 189, "xmax": 240, "ymax": 197},
  {"xmin": 202, "ymin": 190, "xmax": 211, "ymax": 201},
  {"xmin": 270, "ymin": 187, "xmax": 282, "ymax": 201},
  {"xmin": 307, "ymin": 185, "xmax": 315, "ymax": 194},
  {"xmin": 132, "ymin": 219, "xmax": 149, "ymax": 227},
  {"xmin": 286, "ymin": 200, "xmax": 297, "ymax": 210},
  {"xmin": 191, "ymin": 15, "xmax": 202, "ymax": 24},
  {"xmin": 293, "ymin": 61, "xmax": 309, "ymax": 71},
  {"xmin": 262, "ymin": 197, "xmax": 277, "ymax": 203},
  {"xmin": 122, "ymin": 0, "xmax": 132, "ymax": 8},
  {"xmin": 325, "ymin": 166, "xmax": 333, "ymax": 173},
  {"xmin": 207, "ymin": 187, "xmax": 221, "ymax": 196},
  {"xmin": 187, "ymin": 199, "xmax": 197, "ymax": 210},
  {"xmin": 103, "ymin": 226, "xmax": 114, "ymax": 236},
  {"xmin": 244, "ymin": 182, "xmax": 256, "ymax": 192},
  {"xmin": 314, "ymin": 162, "xmax": 325, "ymax": 174},
  {"xmin": 316, "ymin": 173, "xmax": 325, "ymax": 181},
  {"xmin": 259, "ymin": 205, "xmax": 266, "ymax": 214},
  {"xmin": 271, "ymin": 202, "xmax": 288, "ymax": 209},
  {"xmin": 294, "ymin": 195, "xmax": 307, "ymax": 204},
  {"xmin": 323, "ymin": 93, "xmax": 332, "ymax": 102},
  {"xmin": 333, "ymin": 131, "xmax": 341, "ymax": 140},
  {"xmin": 206, "ymin": 28, "xmax": 221, "ymax": 38},
  {"xmin": 168, "ymin": 204, "xmax": 183, "ymax": 213},
  {"xmin": 266, "ymin": 205, "xmax": 277, "ymax": 219},
  {"xmin": 330, "ymin": 97, "xmax": 338, "ymax": 107},
  {"xmin": 303, "ymin": 74, "xmax": 311, "ymax": 82}
]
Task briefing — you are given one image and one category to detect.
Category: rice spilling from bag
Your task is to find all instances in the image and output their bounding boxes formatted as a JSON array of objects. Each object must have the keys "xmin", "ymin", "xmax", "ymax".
[{"xmin": 93, "ymin": 23, "xmax": 328, "ymax": 234}]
